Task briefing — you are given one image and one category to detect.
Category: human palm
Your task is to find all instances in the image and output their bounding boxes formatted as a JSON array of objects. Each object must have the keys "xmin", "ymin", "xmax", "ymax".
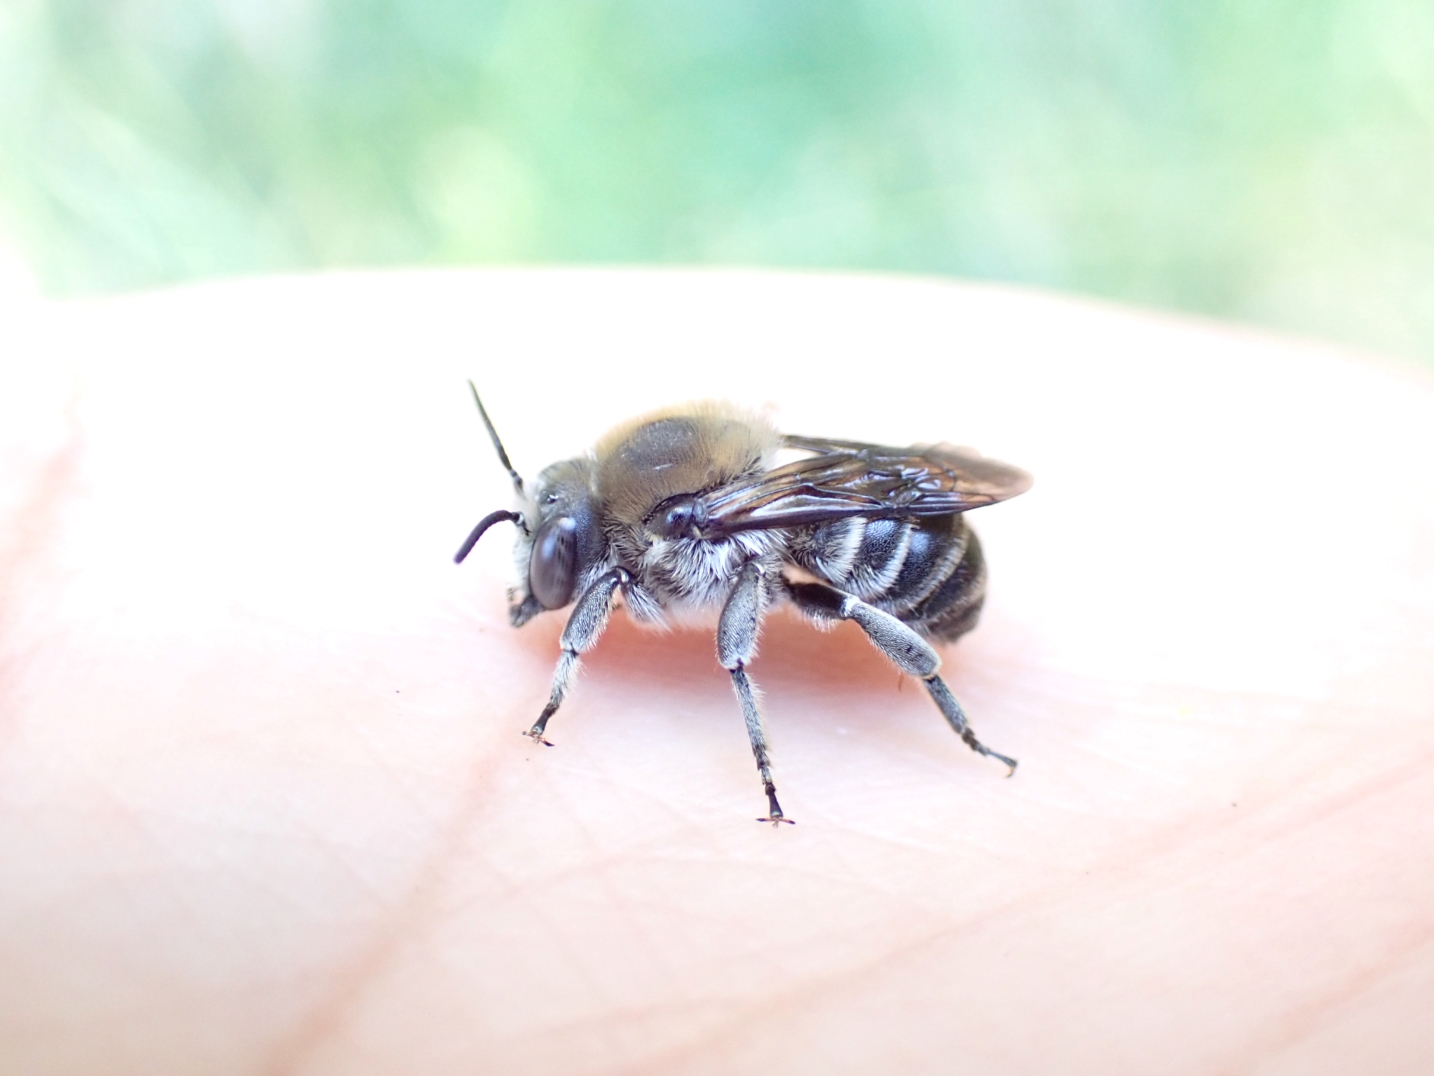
[{"xmin": 2, "ymin": 270, "xmax": 1431, "ymax": 1075}]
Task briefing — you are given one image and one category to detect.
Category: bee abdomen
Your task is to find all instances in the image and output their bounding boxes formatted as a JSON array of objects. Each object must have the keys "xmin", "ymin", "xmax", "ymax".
[
  {"xmin": 789, "ymin": 517, "xmax": 899, "ymax": 600},
  {"xmin": 789, "ymin": 514, "xmax": 985, "ymax": 642},
  {"xmin": 900, "ymin": 527, "xmax": 986, "ymax": 641}
]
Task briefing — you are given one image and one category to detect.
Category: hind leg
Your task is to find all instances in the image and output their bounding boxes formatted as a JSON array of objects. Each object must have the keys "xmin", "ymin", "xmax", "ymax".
[{"xmin": 786, "ymin": 579, "xmax": 1017, "ymax": 774}]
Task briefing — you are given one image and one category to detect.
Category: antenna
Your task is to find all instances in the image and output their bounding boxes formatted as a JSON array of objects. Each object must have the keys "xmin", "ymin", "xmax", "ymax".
[
  {"xmin": 468, "ymin": 380, "xmax": 524, "ymax": 495},
  {"xmin": 454, "ymin": 509, "xmax": 523, "ymax": 564}
]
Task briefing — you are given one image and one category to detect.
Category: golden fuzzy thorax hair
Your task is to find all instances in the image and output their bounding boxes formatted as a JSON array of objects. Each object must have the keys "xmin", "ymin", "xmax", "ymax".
[{"xmin": 593, "ymin": 401, "xmax": 781, "ymax": 527}]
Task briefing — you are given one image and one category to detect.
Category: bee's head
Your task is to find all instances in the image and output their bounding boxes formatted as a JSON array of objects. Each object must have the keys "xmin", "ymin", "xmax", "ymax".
[
  {"xmin": 509, "ymin": 458, "xmax": 605, "ymax": 623},
  {"xmin": 454, "ymin": 384, "xmax": 603, "ymax": 624}
]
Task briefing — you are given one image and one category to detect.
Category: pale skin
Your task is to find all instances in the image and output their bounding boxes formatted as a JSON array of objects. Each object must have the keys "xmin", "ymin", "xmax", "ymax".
[{"xmin": 1, "ymin": 270, "xmax": 1432, "ymax": 1076}]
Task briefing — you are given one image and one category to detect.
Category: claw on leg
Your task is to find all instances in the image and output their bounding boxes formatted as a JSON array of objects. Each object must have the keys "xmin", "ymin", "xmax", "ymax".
[
  {"xmin": 757, "ymin": 787, "xmax": 796, "ymax": 826},
  {"xmin": 524, "ymin": 699, "xmax": 560, "ymax": 746}
]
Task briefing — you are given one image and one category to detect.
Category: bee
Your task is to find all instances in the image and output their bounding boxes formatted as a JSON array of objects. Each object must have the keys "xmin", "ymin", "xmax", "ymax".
[{"xmin": 455, "ymin": 383, "xmax": 1032, "ymax": 824}]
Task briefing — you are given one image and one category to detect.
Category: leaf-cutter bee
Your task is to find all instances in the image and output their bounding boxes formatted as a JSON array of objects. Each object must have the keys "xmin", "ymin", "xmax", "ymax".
[{"xmin": 455, "ymin": 384, "xmax": 1032, "ymax": 824}]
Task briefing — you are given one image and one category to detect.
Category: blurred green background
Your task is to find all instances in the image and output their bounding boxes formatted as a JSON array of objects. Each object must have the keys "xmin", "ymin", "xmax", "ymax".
[{"xmin": 2, "ymin": 0, "xmax": 1432, "ymax": 363}]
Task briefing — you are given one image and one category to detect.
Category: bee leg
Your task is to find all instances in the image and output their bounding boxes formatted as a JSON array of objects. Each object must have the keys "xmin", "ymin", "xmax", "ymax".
[
  {"xmin": 719, "ymin": 561, "xmax": 794, "ymax": 826},
  {"xmin": 786, "ymin": 581, "xmax": 1017, "ymax": 775},
  {"xmin": 923, "ymin": 675, "xmax": 1018, "ymax": 775},
  {"xmin": 528, "ymin": 567, "xmax": 629, "ymax": 746}
]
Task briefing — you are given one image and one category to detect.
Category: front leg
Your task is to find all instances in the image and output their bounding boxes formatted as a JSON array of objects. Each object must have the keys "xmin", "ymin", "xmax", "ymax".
[
  {"xmin": 529, "ymin": 567, "xmax": 629, "ymax": 745},
  {"xmin": 718, "ymin": 560, "xmax": 794, "ymax": 825}
]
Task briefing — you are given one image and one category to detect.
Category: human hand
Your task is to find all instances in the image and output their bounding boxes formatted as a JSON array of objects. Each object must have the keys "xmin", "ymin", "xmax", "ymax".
[{"xmin": 2, "ymin": 270, "xmax": 1431, "ymax": 1074}]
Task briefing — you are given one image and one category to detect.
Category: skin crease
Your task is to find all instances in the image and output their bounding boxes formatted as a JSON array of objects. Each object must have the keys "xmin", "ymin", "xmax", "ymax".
[{"xmin": 1, "ymin": 269, "xmax": 1433, "ymax": 1076}]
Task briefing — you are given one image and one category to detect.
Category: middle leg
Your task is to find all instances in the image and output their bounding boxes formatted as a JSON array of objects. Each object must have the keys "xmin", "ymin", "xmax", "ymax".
[{"xmin": 718, "ymin": 560, "xmax": 793, "ymax": 825}]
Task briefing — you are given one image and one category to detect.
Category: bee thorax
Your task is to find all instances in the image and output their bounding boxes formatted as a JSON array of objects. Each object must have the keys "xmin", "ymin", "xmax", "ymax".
[{"xmin": 636, "ymin": 531, "xmax": 785, "ymax": 613}]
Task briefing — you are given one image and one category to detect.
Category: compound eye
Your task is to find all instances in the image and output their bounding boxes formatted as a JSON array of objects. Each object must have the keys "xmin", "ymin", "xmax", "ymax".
[{"xmin": 529, "ymin": 516, "xmax": 578, "ymax": 609}]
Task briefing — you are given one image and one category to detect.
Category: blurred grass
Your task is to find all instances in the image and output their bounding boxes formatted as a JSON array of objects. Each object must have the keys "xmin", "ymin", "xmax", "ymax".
[{"xmin": 2, "ymin": 0, "xmax": 1433, "ymax": 362}]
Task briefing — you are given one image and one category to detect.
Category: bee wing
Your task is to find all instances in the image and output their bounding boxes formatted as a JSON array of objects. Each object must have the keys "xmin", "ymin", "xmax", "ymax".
[{"xmin": 697, "ymin": 436, "xmax": 1033, "ymax": 537}]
